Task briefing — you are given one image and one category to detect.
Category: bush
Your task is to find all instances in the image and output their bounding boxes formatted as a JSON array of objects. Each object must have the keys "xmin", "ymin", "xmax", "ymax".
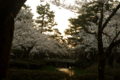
[
  {"xmin": 70, "ymin": 73, "xmax": 97, "ymax": 80},
  {"xmin": 84, "ymin": 64, "xmax": 120, "ymax": 80},
  {"xmin": 16, "ymin": 59, "xmax": 40, "ymax": 63},
  {"xmin": 112, "ymin": 69, "xmax": 120, "ymax": 80},
  {"xmin": 9, "ymin": 59, "xmax": 46, "ymax": 70},
  {"xmin": 29, "ymin": 61, "xmax": 46, "ymax": 70},
  {"xmin": 9, "ymin": 61, "xmax": 29, "ymax": 69},
  {"xmin": 84, "ymin": 64, "xmax": 113, "ymax": 76},
  {"xmin": 114, "ymin": 63, "xmax": 120, "ymax": 69},
  {"xmin": 105, "ymin": 75, "xmax": 114, "ymax": 80},
  {"xmin": 74, "ymin": 59, "xmax": 93, "ymax": 69},
  {"xmin": 39, "ymin": 61, "xmax": 46, "ymax": 68},
  {"xmin": 29, "ymin": 63, "xmax": 41, "ymax": 70},
  {"xmin": 40, "ymin": 66, "xmax": 56, "ymax": 72},
  {"xmin": 70, "ymin": 73, "xmax": 114, "ymax": 80},
  {"xmin": 8, "ymin": 69, "xmax": 69, "ymax": 80}
]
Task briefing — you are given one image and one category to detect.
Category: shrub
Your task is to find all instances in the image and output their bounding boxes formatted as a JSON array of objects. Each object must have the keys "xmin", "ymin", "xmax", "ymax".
[
  {"xmin": 29, "ymin": 62, "xmax": 40, "ymax": 70},
  {"xmin": 114, "ymin": 63, "xmax": 120, "ymax": 69},
  {"xmin": 39, "ymin": 61, "xmax": 46, "ymax": 68},
  {"xmin": 70, "ymin": 73, "xmax": 114, "ymax": 80},
  {"xmin": 8, "ymin": 69, "xmax": 69, "ymax": 80},
  {"xmin": 9, "ymin": 61, "xmax": 29, "ymax": 69},
  {"xmin": 84, "ymin": 64, "xmax": 120, "ymax": 80},
  {"xmin": 112, "ymin": 69, "xmax": 120, "ymax": 80},
  {"xmin": 28, "ymin": 61, "xmax": 46, "ymax": 70},
  {"xmin": 105, "ymin": 75, "xmax": 114, "ymax": 80},
  {"xmin": 70, "ymin": 73, "xmax": 97, "ymax": 80},
  {"xmin": 9, "ymin": 59, "xmax": 46, "ymax": 70},
  {"xmin": 74, "ymin": 59, "xmax": 93, "ymax": 69},
  {"xmin": 84, "ymin": 64, "xmax": 113, "ymax": 76},
  {"xmin": 16, "ymin": 59, "xmax": 40, "ymax": 63},
  {"xmin": 21, "ymin": 59, "xmax": 46, "ymax": 68}
]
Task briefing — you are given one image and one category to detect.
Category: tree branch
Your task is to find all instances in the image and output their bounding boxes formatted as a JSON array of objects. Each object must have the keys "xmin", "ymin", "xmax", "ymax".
[
  {"xmin": 111, "ymin": 31, "xmax": 120, "ymax": 44},
  {"xmin": 102, "ymin": 32, "xmax": 111, "ymax": 39},
  {"xmin": 105, "ymin": 32, "xmax": 120, "ymax": 60},
  {"xmin": 98, "ymin": 2, "xmax": 103, "ymax": 29},
  {"xmin": 83, "ymin": 27, "xmax": 96, "ymax": 35},
  {"xmin": 101, "ymin": 3, "xmax": 120, "ymax": 31}
]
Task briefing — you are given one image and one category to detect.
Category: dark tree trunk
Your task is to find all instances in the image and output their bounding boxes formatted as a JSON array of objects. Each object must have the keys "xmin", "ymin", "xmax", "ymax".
[
  {"xmin": 97, "ymin": 32, "xmax": 105, "ymax": 80},
  {"xmin": 22, "ymin": 46, "xmax": 34, "ymax": 59},
  {"xmin": 0, "ymin": 13, "xmax": 14, "ymax": 80},
  {"xmin": 0, "ymin": 0, "xmax": 26, "ymax": 80},
  {"xmin": 97, "ymin": 53, "xmax": 105, "ymax": 80},
  {"xmin": 97, "ymin": 3, "xmax": 105, "ymax": 80}
]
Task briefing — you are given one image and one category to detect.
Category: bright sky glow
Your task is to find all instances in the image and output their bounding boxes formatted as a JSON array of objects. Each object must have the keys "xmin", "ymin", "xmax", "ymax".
[{"xmin": 25, "ymin": 0, "xmax": 77, "ymax": 35}]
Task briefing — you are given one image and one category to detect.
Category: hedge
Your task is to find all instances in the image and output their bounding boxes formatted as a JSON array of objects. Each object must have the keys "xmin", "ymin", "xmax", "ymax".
[{"xmin": 8, "ymin": 69, "xmax": 69, "ymax": 80}]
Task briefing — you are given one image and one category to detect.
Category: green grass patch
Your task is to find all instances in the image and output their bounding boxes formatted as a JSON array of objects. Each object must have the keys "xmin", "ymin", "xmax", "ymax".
[
  {"xmin": 40, "ymin": 66, "xmax": 56, "ymax": 72},
  {"xmin": 69, "ymin": 68, "xmax": 84, "ymax": 76}
]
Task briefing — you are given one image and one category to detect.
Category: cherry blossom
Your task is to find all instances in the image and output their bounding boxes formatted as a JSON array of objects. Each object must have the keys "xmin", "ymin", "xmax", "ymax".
[{"xmin": 12, "ymin": 7, "xmax": 68, "ymax": 56}]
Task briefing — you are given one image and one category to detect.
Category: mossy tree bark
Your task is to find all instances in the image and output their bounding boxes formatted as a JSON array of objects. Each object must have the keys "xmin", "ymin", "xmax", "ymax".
[{"xmin": 0, "ymin": 0, "xmax": 26, "ymax": 80}]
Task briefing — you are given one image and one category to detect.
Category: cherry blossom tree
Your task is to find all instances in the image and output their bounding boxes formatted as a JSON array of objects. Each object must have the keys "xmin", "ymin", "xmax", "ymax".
[
  {"xmin": 13, "ymin": 7, "xmax": 41, "ymax": 58},
  {"xmin": 13, "ymin": 7, "xmax": 68, "ymax": 59},
  {"xmin": 72, "ymin": 2, "xmax": 120, "ymax": 80}
]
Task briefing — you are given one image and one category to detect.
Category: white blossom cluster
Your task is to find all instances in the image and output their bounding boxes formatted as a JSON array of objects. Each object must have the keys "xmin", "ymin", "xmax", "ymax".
[
  {"xmin": 12, "ymin": 7, "xmax": 68, "ymax": 55},
  {"xmin": 74, "ymin": 9, "xmax": 120, "ymax": 52}
]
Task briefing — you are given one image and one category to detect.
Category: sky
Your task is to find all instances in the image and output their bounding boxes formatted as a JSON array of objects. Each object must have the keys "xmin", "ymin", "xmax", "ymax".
[{"xmin": 25, "ymin": 0, "xmax": 77, "ymax": 36}]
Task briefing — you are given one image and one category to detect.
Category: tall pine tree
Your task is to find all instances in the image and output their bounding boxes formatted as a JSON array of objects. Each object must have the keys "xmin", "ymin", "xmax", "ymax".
[{"xmin": 35, "ymin": 2, "xmax": 57, "ymax": 33}]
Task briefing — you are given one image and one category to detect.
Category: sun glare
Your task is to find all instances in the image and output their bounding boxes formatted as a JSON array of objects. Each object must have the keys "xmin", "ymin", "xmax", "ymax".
[{"xmin": 25, "ymin": 0, "xmax": 77, "ymax": 36}]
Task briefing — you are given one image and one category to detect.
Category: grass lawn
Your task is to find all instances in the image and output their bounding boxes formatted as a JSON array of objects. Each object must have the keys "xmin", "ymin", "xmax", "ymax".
[
  {"xmin": 69, "ymin": 68, "xmax": 84, "ymax": 76},
  {"xmin": 40, "ymin": 66, "xmax": 56, "ymax": 72}
]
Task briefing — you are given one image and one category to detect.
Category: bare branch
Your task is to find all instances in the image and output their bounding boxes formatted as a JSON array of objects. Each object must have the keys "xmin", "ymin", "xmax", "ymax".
[
  {"xmin": 111, "ymin": 31, "xmax": 120, "ymax": 44},
  {"xmin": 105, "ymin": 31, "xmax": 120, "ymax": 60},
  {"xmin": 102, "ymin": 32, "xmax": 111, "ymax": 39},
  {"xmin": 98, "ymin": 2, "xmax": 104, "ymax": 29},
  {"xmin": 101, "ymin": 3, "xmax": 120, "ymax": 31}
]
